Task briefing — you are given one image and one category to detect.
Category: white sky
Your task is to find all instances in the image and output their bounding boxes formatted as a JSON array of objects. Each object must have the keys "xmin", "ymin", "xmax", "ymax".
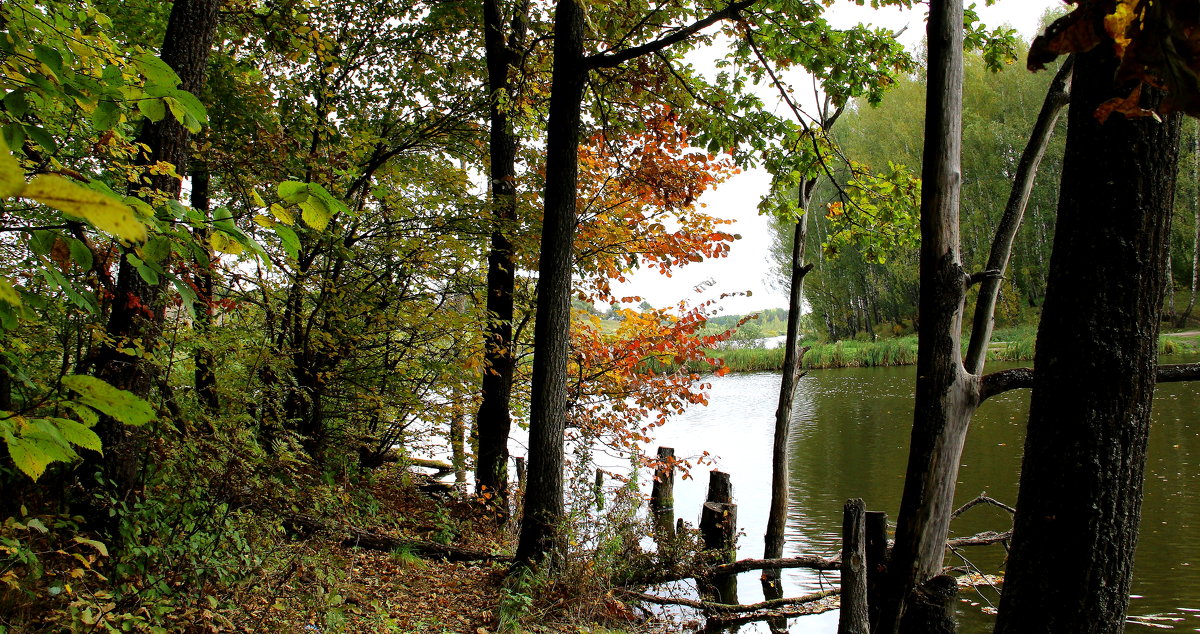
[{"xmin": 614, "ymin": 0, "xmax": 1064, "ymax": 316}]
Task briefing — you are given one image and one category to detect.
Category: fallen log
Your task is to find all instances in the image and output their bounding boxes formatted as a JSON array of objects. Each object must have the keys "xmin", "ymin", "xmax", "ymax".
[
  {"xmin": 622, "ymin": 587, "xmax": 839, "ymax": 614},
  {"xmin": 286, "ymin": 514, "xmax": 510, "ymax": 563}
]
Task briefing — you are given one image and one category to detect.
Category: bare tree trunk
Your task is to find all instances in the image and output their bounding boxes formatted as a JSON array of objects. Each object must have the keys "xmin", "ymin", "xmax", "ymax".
[
  {"xmin": 880, "ymin": 1, "xmax": 969, "ymax": 628},
  {"xmin": 995, "ymin": 46, "xmax": 1182, "ymax": 634},
  {"xmin": 476, "ymin": 0, "xmax": 528, "ymax": 510},
  {"xmin": 191, "ymin": 163, "xmax": 219, "ymax": 415},
  {"xmin": 762, "ymin": 184, "xmax": 814, "ymax": 591},
  {"xmin": 880, "ymin": 24, "xmax": 1073, "ymax": 632}
]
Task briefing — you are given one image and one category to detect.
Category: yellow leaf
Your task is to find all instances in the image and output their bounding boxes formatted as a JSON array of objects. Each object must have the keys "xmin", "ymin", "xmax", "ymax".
[
  {"xmin": 0, "ymin": 135, "xmax": 24, "ymax": 199},
  {"xmin": 299, "ymin": 198, "xmax": 329, "ymax": 231},
  {"xmin": 209, "ymin": 232, "xmax": 243, "ymax": 255},
  {"xmin": 270, "ymin": 203, "xmax": 294, "ymax": 225},
  {"xmin": 23, "ymin": 176, "xmax": 147, "ymax": 243},
  {"xmin": 252, "ymin": 214, "xmax": 275, "ymax": 228},
  {"xmin": 0, "ymin": 278, "xmax": 19, "ymax": 307},
  {"xmin": 251, "ymin": 188, "xmax": 266, "ymax": 207}
]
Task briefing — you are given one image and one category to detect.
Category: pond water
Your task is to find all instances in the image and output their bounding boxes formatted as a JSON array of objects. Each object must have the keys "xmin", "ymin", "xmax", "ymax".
[{"xmin": 626, "ymin": 360, "xmax": 1200, "ymax": 632}]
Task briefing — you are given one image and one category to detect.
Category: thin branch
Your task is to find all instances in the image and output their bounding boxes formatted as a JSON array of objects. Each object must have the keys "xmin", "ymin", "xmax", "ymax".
[
  {"xmin": 586, "ymin": 0, "xmax": 758, "ymax": 69},
  {"xmin": 951, "ymin": 492, "xmax": 1016, "ymax": 519}
]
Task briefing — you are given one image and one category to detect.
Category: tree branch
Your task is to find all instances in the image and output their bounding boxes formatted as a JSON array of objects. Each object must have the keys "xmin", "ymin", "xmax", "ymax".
[
  {"xmin": 621, "ymin": 587, "xmax": 838, "ymax": 613},
  {"xmin": 981, "ymin": 362, "xmax": 1200, "ymax": 402},
  {"xmin": 586, "ymin": 0, "xmax": 758, "ymax": 69}
]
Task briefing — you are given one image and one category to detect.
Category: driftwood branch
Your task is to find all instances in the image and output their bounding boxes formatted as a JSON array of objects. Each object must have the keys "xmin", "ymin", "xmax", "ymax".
[
  {"xmin": 951, "ymin": 492, "xmax": 1016, "ymax": 519},
  {"xmin": 981, "ymin": 362, "xmax": 1200, "ymax": 402},
  {"xmin": 947, "ymin": 530, "xmax": 1012, "ymax": 548},
  {"xmin": 710, "ymin": 554, "xmax": 840, "ymax": 576},
  {"xmin": 286, "ymin": 514, "xmax": 509, "ymax": 563},
  {"xmin": 622, "ymin": 587, "xmax": 838, "ymax": 614}
]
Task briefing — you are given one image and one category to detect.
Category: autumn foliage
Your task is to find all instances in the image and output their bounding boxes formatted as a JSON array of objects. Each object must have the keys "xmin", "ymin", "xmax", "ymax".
[{"xmin": 1030, "ymin": 0, "xmax": 1200, "ymax": 119}]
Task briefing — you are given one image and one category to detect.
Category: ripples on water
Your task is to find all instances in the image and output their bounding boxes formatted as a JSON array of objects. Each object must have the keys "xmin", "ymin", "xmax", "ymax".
[{"xmin": 642, "ymin": 363, "xmax": 1200, "ymax": 632}]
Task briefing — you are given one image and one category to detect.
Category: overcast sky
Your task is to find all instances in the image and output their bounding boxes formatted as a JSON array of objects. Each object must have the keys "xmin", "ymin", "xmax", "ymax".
[{"xmin": 611, "ymin": 0, "xmax": 1064, "ymax": 316}]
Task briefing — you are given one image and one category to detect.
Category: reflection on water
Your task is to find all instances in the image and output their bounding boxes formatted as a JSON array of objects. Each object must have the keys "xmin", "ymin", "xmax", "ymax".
[{"xmin": 644, "ymin": 362, "xmax": 1200, "ymax": 632}]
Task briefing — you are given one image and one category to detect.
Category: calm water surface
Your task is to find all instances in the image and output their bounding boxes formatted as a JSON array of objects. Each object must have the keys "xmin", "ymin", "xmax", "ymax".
[{"xmin": 634, "ymin": 361, "xmax": 1200, "ymax": 632}]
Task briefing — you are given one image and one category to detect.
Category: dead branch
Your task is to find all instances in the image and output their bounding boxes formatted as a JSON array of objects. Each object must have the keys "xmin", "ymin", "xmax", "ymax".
[
  {"xmin": 621, "ymin": 587, "xmax": 839, "ymax": 614},
  {"xmin": 709, "ymin": 554, "xmax": 840, "ymax": 576},
  {"xmin": 947, "ymin": 530, "xmax": 1012, "ymax": 548},
  {"xmin": 951, "ymin": 492, "xmax": 1016, "ymax": 519}
]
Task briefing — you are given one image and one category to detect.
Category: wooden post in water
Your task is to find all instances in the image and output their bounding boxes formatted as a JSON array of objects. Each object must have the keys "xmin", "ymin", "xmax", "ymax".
[
  {"xmin": 699, "ymin": 470, "xmax": 738, "ymax": 604},
  {"xmin": 866, "ymin": 510, "xmax": 890, "ymax": 630},
  {"xmin": 650, "ymin": 447, "xmax": 676, "ymax": 540},
  {"xmin": 839, "ymin": 498, "xmax": 869, "ymax": 634}
]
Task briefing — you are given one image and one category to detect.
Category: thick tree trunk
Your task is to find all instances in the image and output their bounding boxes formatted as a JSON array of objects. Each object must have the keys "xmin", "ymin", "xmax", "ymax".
[
  {"xmin": 85, "ymin": 0, "xmax": 219, "ymax": 497},
  {"xmin": 514, "ymin": 0, "xmax": 586, "ymax": 566},
  {"xmin": 994, "ymin": 48, "xmax": 1182, "ymax": 633},
  {"xmin": 476, "ymin": 0, "xmax": 528, "ymax": 508}
]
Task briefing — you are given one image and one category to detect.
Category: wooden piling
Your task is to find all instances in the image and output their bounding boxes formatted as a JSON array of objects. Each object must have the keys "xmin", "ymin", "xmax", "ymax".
[
  {"xmin": 865, "ymin": 510, "xmax": 889, "ymax": 630},
  {"xmin": 699, "ymin": 470, "xmax": 738, "ymax": 604},
  {"xmin": 838, "ymin": 498, "xmax": 869, "ymax": 634},
  {"xmin": 650, "ymin": 447, "xmax": 676, "ymax": 539}
]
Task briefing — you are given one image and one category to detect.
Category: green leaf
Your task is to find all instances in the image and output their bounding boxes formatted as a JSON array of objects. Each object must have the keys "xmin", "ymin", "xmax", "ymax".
[
  {"xmin": 3, "ymin": 90, "xmax": 28, "ymax": 118},
  {"xmin": 23, "ymin": 175, "xmax": 148, "ymax": 243},
  {"xmin": 165, "ymin": 88, "xmax": 207, "ymax": 127},
  {"xmin": 0, "ymin": 134, "xmax": 23, "ymax": 199},
  {"xmin": 274, "ymin": 225, "xmax": 299, "ymax": 260},
  {"xmin": 61, "ymin": 375, "xmax": 155, "ymax": 426},
  {"xmin": 30, "ymin": 231, "xmax": 56, "ymax": 256},
  {"xmin": 33, "ymin": 44, "xmax": 64, "ymax": 77},
  {"xmin": 137, "ymin": 97, "xmax": 166, "ymax": 122},
  {"xmin": 51, "ymin": 418, "xmax": 102, "ymax": 453},
  {"xmin": 68, "ymin": 239, "xmax": 93, "ymax": 271},
  {"xmin": 91, "ymin": 101, "xmax": 121, "ymax": 131},
  {"xmin": 133, "ymin": 53, "xmax": 181, "ymax": 88},
  {"xmin": 25, "ymin": 518, "xmax": 48, "ymax": 534},
  {"xmin": 277, "ymin": 181, "xmax": 309, "ymax": 204},
  {"xmin": 140, "ymin": 236, "xmax": 171, "ymax": 264},
  {"xmin": 0, "ymin": 279, "xmax": 19, "ymax": 307},
  {"xmin": 4, "ymin": 430, "xmax": 53, "ymax": 480},
  {"xmin": 23, "ymin": 125, "xmax": 57, "ymax": 155},
  {"xmin": 173, "ymin": 279, "xmax": 197, "ymax": 319}
]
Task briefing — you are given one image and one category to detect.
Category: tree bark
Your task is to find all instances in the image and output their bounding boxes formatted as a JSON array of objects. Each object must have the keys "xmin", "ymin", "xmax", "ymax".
[
  {"xmin": 881, "ymin": 12, "xmax": 1075, "ymax": 631},
  {"xmin": 476, "ymin": 0, "xmax": 528, "ymax": 509},
  {"xmin": 764, "ymin": 178, "xmax": 815, "ymax": 588},
  {"xmin": 84, "ymin": 0, "xmax": 220, "ymax": 499},
  {"xmin": 514, "ymin": 0, "xmax": 586, "ymax": 566},
  {"xmin": 191, "ymin": 163, "xmax": 219, "ymax": 416},
  {"xmin": 995, "ymin": 46, "xmax": 1182, "ymax": 633},
  {"xmin": 838, "ymin": 499, "xmax": 869, "ymax": 634},
  {"xmin": 880, "ymin": 1, "xmax": 969, "ymax": 629}
]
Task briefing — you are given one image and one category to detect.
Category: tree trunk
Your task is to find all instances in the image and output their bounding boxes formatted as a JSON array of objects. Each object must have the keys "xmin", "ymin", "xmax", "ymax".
[
  {"xmin": 995, "ymin": 47, "xmax": 1182, "ymax": 633},
  {"xmin": 763, "ymin": 183, "xmax": 814, "ymax": 592},
  {"xmin": 1179, "ymin": 119, "xmax": 1199, "ymax": 327},
  {"xmin": 514, "ymin": 0, "xmax": 586, "ymax": 566},
  {"xmin": 881, "ymin": 15, "xmax": 1075, "ymax": 632},
  {"xmin": 191, "ymin": 163, "xmax": 219, "ymax": 415},
  {"xmin": 476, "ymin": 0, "xmax": 528, "ymax": 508},
  {"xmin": 880, "ymin": 1, "xmax": 969, "ymax": 629},
  {"xmin": 85, "ymin": 0, "xmax": 220, "ymax": 498}
]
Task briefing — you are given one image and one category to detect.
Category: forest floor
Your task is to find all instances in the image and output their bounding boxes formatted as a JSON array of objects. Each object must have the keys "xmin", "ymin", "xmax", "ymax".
[{"xmin": 241, "ymin": 465, "xmax": 654, "ymax": 634}]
